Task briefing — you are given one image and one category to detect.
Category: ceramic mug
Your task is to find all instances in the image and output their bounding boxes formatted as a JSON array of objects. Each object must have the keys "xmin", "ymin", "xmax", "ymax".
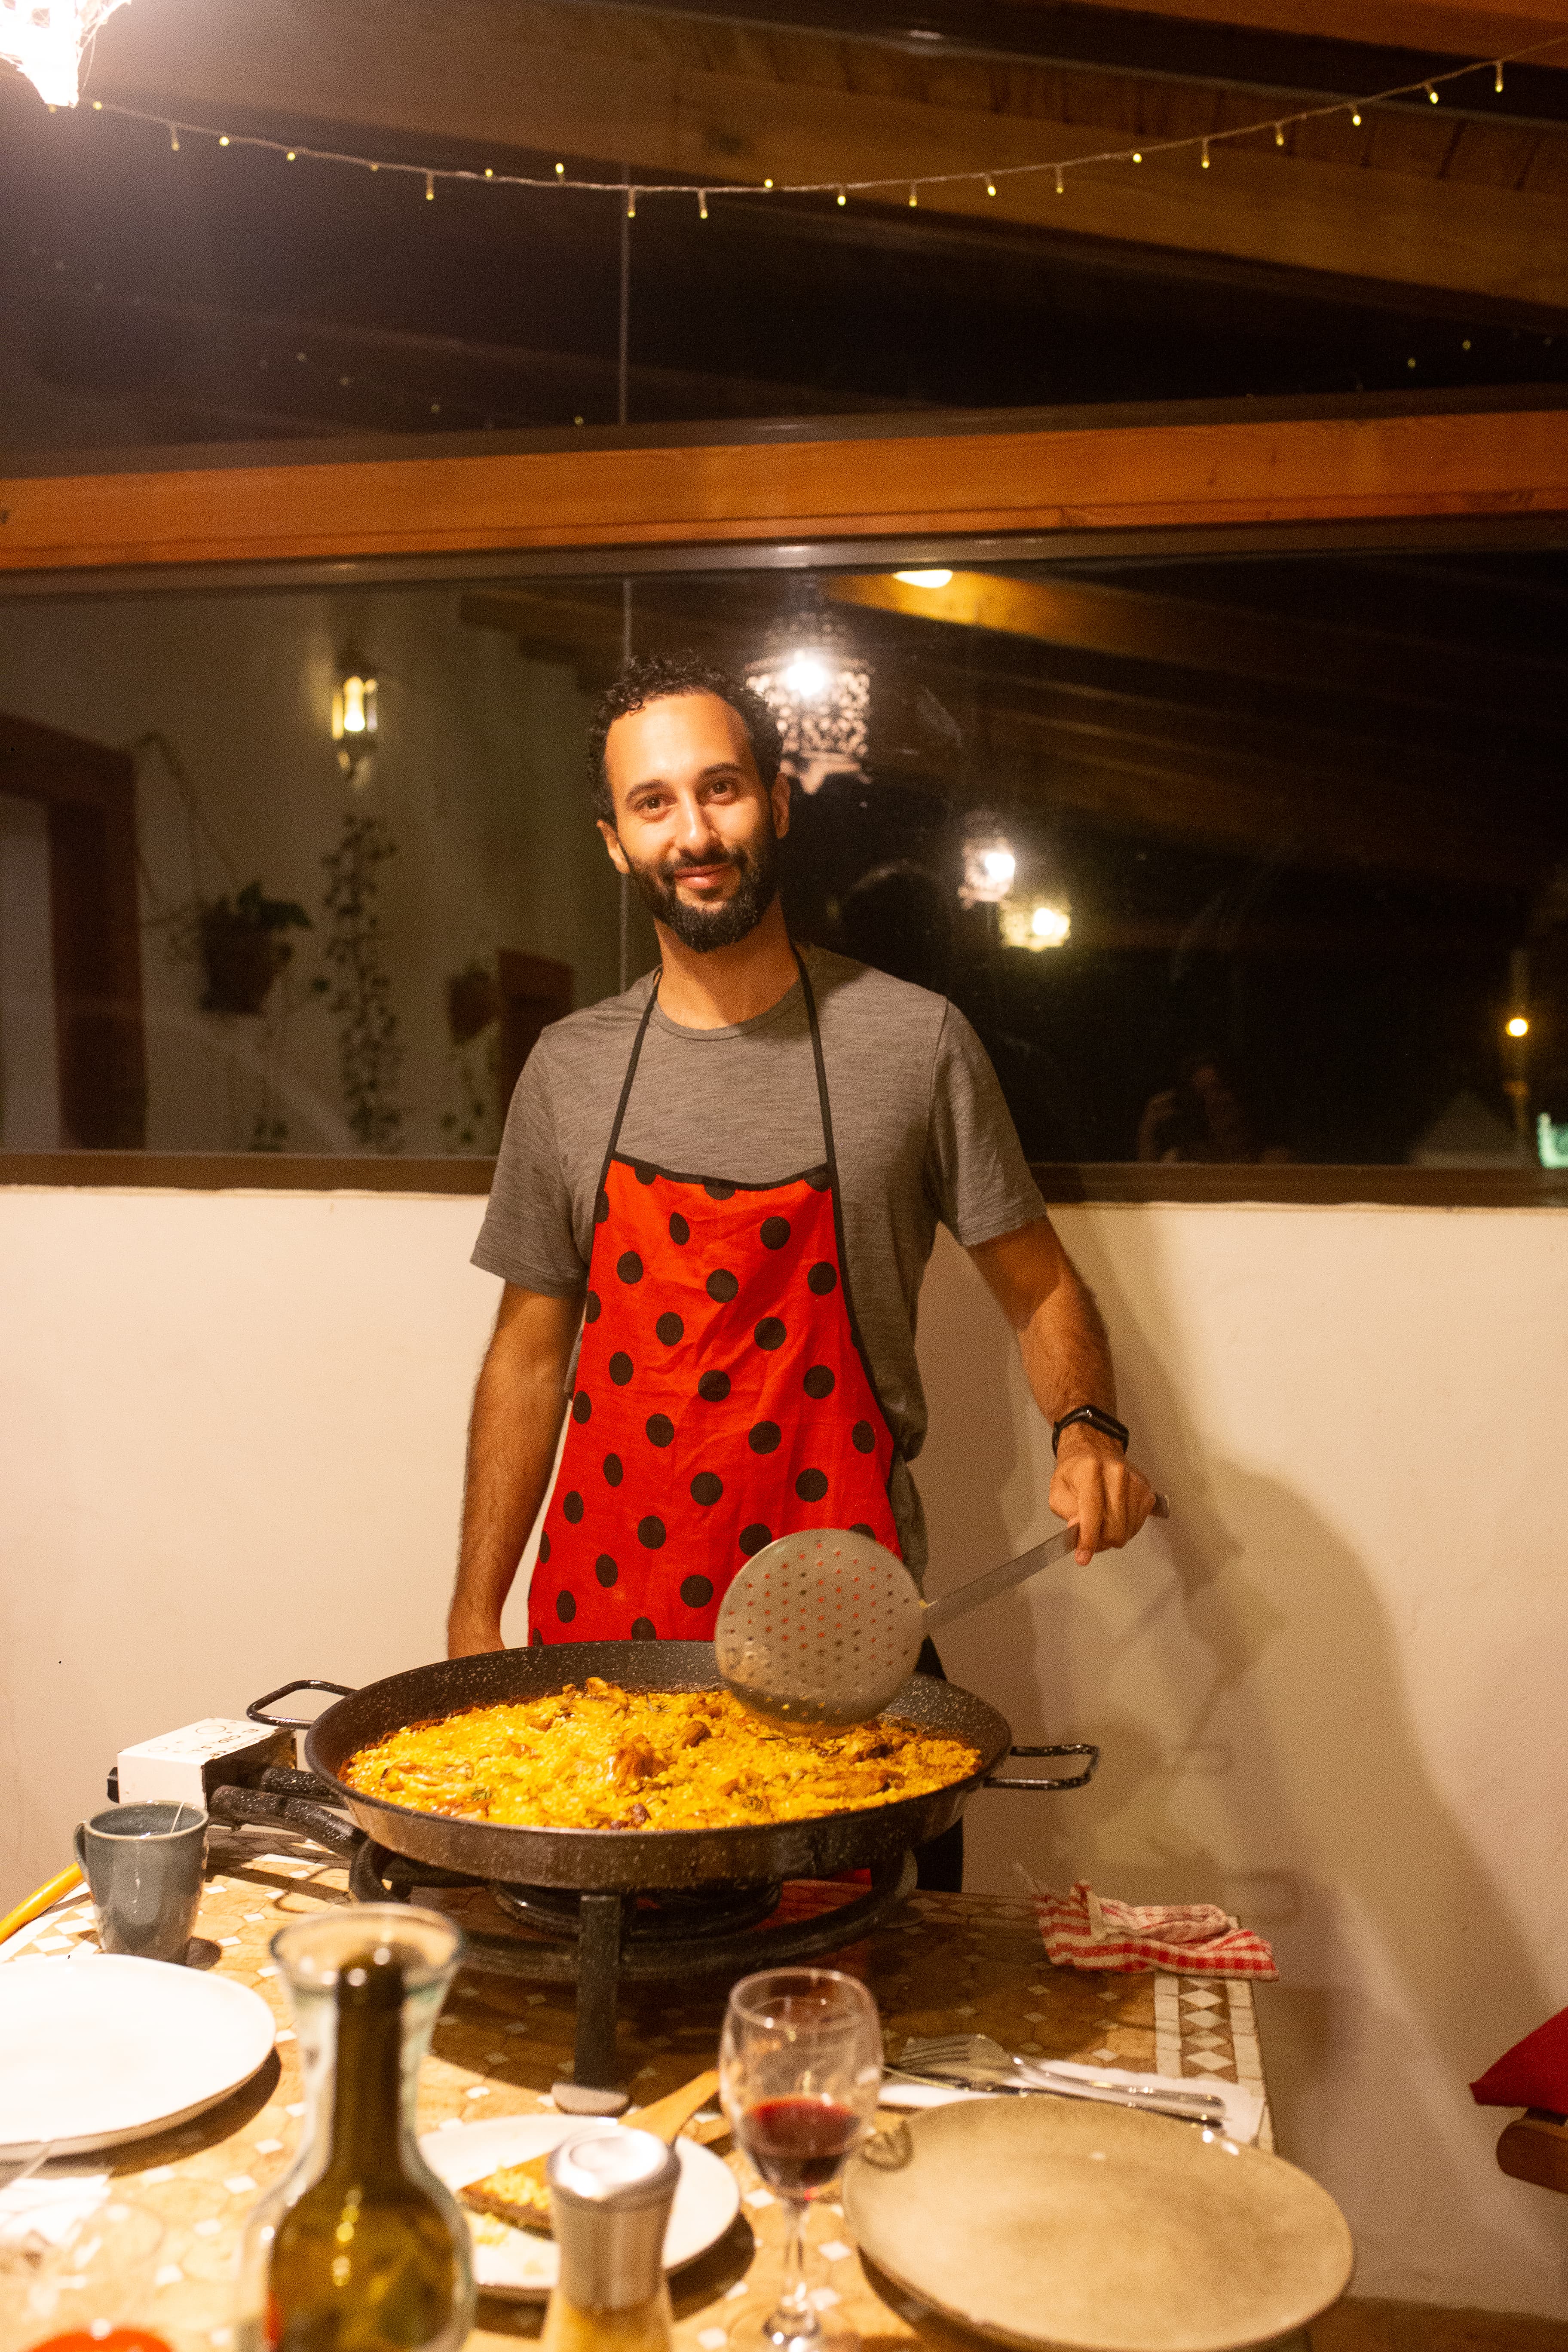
[{"xmin": 73, "ymin": 1800, "xmax": 208, "ymax": 1963}]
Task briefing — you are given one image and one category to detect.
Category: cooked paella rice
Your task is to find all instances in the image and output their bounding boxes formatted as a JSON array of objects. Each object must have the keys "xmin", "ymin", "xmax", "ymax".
[{"xmin": 341, "ymin": 1676, "xmax": 981, "ymax": 1831}]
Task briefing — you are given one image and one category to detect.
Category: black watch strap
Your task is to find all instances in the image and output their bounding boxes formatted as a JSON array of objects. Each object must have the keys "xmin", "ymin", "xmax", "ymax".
[{"xmin": 1052, "ymin": 1405, "xmax": 1130, "ymax": 1456}]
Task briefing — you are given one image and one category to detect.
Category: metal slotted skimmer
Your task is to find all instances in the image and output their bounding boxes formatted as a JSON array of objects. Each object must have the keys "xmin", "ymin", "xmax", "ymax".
[{"xmin": 714, "ymin": 1502, "xmax": 1167, "ymax": 1731}]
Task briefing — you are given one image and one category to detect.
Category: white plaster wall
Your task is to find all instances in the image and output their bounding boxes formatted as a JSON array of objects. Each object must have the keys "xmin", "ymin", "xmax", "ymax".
[
  {"xmin": 0, "ymin": 593, "xmax": 615, "ymax": 1152},
  {"xmin": 0, "ymin": 1186, "xmax": 1564, "ymax": 2317}
]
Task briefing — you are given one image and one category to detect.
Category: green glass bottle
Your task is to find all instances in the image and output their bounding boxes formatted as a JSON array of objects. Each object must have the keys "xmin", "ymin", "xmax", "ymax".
[{"xmin": 236, "ymin": 1906, "xmax": 474, "ymax": 2352}]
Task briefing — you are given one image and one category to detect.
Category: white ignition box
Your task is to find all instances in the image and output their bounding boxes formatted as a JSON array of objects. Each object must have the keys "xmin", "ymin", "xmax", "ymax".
[{"xmin": 114, "ymin": 1717, "xmax": 296, "ymax": 1807}]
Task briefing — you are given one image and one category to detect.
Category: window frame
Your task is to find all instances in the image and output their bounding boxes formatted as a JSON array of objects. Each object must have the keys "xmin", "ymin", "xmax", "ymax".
[{"xmin": 3, "ymin": 389, "xmax": 1566, "ymax": 1202}]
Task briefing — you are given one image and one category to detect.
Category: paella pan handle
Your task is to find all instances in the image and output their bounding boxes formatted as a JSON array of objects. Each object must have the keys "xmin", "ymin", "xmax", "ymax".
[
  {"xmin": 247, "ymin": 1679, "xmax": 358, "ymax": 1730},
  {"xmin": 983, "ymin": 1742, "xmax": 1099, "ymax": 1793}
]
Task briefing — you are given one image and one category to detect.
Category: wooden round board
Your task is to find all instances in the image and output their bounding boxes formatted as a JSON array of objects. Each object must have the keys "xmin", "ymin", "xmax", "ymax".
[{"xmin": 844, "ymin": 2097, "xmax": 1353, "ymax": 2352}]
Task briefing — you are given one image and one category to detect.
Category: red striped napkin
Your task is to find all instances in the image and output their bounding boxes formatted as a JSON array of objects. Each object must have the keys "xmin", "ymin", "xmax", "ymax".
[{"xmin": 1026, "ymin": 1877, "xmax": 1278, "ymax": 1979}]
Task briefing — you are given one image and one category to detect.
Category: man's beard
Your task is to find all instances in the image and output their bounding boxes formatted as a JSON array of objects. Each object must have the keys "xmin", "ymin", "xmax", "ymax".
[{"xmin": 625, "ymin": 826, "xmax": 780, "ymax": 952}]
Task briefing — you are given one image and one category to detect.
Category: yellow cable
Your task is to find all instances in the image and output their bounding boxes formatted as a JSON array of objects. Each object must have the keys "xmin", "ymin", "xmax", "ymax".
[{"xmin": 0, "ymin": 1865, "xmax": 85, "ymax": 1950}]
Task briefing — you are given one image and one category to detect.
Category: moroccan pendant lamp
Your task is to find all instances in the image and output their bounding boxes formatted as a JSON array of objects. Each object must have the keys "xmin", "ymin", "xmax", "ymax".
[
  {"xmin": 2, "ymin": 0, "xmax": 132, "ymax": 107},
  {"xmin": 745, "ymin": 593, "xmax": 872, "ymax": 796}
]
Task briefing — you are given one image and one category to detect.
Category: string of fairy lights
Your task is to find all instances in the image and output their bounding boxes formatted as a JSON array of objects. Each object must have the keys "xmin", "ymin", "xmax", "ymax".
[{"xmin": 60, "ymin": 28, "xmax": 1568, "ymax": 221}]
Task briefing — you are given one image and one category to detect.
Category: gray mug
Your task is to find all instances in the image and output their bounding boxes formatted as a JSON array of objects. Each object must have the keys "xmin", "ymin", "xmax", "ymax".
[{"xmin": 73, "ymin": 1801, "xmax": 208, "ymax": 1963}]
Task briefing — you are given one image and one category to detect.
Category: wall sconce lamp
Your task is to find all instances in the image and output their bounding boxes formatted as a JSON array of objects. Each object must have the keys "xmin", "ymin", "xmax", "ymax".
[{"xmin": 331, "ymin": 653, "xmax": 378, "ymax": 783}]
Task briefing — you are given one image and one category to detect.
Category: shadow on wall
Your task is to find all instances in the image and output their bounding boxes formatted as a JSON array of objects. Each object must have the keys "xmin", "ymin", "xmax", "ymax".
[{"xmin": 914, "ymin": 1221, "xmax": 1558, "ymax": 2303}]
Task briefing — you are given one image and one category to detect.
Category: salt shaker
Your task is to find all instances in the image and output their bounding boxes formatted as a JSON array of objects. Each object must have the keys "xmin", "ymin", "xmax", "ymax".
[{"xmin": 540, "ymin": 2128, "xmax": 681, "ymax": 2352}]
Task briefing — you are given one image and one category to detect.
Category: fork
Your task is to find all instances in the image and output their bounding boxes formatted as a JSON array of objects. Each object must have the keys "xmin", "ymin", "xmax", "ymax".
[{"xmin": 896, "ymin": 2032, "xmax": 1226, "ymax": 2120}]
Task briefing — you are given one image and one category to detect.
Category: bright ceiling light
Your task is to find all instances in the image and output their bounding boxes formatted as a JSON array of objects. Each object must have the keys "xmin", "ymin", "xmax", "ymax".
[
  {"xmin": 2, "ymin": 0, "xmax": 131, "ymax": 107},
  {"xmin": 894, "ymin": 570, "xmax": 953, "ymax": 590},
  {"xmin": 781, "ymin": 655, "xmax": 830, "ymax": 701},
  {"xmin": 1506, "ymin": 1015, "xmax": 1530, "ymax": 1038}
]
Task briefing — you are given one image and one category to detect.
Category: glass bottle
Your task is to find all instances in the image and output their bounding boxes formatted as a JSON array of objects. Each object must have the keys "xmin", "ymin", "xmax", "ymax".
[
  {"xmin": 539, "ymin": 2128, "xmax": 680, "ymax": 2352},
  {"xmin": 235, "ymin": 1905, "xmax": 474, "ymax": 2352}
]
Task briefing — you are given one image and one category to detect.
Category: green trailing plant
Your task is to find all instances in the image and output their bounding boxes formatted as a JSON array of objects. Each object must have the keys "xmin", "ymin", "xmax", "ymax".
[
  {"xmin": 316, "ymin": 812, "xmax": 405, "ymax": 1152},
  {"xmin": 440, "ymin": 960, "xmax": 501, "ymax": 1152}
]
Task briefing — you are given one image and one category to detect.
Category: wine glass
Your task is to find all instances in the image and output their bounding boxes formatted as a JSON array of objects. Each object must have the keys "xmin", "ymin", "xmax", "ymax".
[
  {"xmin": 720, "ymin": 1967, "xmax": 883, "ymax": 2352},
  {"xmin": 0, "ymin": 2195, "xmax": 165, "ymax": 2352}
]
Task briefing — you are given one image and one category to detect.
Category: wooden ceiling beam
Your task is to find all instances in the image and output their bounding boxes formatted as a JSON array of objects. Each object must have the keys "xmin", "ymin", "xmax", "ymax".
[
  {"xmin": 1021, "ymin": 0, "xmax": 1568, "ymax": 64},
  {"xmin": 827, "ymin": 567, "xmax": 1566, "ymax": 720},
  {"xmin": 75, "ymin": 0, "xmax": 1568, "ymax": 312},
  {"xmin": 464, "ymin": 577, "xmax": 1560, "ymax": 793},
  {"xmin": 991, "ymin": 704, "xmax": 1540, "ymax": 888},
  {"xmin": 460, "ymin": 585, "xmax": 1548, "ymax": 890}
]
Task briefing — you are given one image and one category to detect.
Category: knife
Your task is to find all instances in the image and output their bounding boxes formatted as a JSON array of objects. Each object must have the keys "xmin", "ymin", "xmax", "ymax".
[{"xmin": 886, "ymin": 2062, "xmax": 1225, "ymax": 2124}]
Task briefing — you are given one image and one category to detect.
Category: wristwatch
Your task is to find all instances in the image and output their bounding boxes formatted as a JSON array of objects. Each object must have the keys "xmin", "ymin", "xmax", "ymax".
[{"xmin": 1051, "ymin": 1405, "xmax": 1130, "ymax": 1456}]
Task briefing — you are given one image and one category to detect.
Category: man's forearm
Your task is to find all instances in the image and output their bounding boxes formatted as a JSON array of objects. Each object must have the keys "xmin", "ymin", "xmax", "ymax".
[
  {"xmin": 1019, "ymin": 1263, "xmax": 1115, "ymax": 1429},
  {"xmin": 969, "ymin": 1217, "xmax": 1153, "ymax": 1559},
  {"xmin": 448, "ymin": 1332, "xmax": 571, "ymax": 1653}
]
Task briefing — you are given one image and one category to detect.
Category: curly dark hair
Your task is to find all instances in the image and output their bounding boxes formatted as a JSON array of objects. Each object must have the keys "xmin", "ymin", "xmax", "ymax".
[{"xmin": 586, "ymin": 652, "xmax": 782, "ymax": 822}]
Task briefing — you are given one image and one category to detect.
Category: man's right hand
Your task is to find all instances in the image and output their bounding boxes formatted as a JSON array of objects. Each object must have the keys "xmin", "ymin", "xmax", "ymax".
[
  {"xmin": 447, "ymin": 1605, "xmax": 507, "ymax": 1658},
  {"xmin": 446, "ymin": 1283, "xmax": 582, "ymax": 1660}
]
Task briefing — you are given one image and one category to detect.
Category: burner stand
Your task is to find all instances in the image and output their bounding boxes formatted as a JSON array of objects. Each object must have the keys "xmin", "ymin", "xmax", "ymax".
[{"xmin": 209, "ymin": 1769, "xmax": 916, "ymax": 2099}]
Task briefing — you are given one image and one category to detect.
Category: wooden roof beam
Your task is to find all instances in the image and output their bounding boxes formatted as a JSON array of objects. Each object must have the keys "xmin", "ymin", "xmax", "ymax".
[
  {"xmin": 991, "ymin": 703, "xmax": 1542, "ymax": 890},
  {"xmin": 827, "ymin": 567, "xmax": 1567, "ymax": 721},
  {"xmin": 75, "ymin": 0, "xmax": 1568, "ymax": 313},
  {"xmin": 460, "ymin": 586, "xmax": 1550, "ymax": 890},
  {"xmin": 1030, "ymin": 0, "xmax": 1568, "ymax": 66}
]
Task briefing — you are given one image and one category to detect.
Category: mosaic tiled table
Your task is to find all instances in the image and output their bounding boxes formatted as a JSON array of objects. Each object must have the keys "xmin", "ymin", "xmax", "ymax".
[{"xmin": 1, "ymin": 1826, "xmax": 1275, "ymax": 2351}]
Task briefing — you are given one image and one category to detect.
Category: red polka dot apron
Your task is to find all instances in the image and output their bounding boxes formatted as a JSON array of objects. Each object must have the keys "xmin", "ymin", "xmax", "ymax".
[{"xmin": 527, "ymin": 952, "xmax": 902, "ymax": 1646}]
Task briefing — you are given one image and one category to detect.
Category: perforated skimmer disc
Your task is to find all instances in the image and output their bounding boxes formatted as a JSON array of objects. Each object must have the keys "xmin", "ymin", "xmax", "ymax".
[{"xmin": 714, "ymin": 1526, "xmax": 928, "ymax": 1730}]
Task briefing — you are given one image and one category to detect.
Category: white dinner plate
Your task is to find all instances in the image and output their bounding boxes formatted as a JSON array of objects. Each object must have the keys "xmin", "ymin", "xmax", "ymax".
[
  {"xmin": 420, "ymin": 2114, "xmax": 741, "ymax": 2300},
  {"xmin": 0, "ymin": 1953, "xmax": 277, "ymax": 2157}
]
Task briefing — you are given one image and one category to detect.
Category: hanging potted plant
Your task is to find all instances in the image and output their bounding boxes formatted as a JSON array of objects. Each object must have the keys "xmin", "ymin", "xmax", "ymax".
[{"xmin": 198, "ymin": 882, "xmax": 312, "ymax": 1017}]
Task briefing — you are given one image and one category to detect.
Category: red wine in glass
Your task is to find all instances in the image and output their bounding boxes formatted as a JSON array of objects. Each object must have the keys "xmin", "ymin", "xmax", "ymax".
[
  {"xmin": 720, "ymin": 1968, "xmax": 883, "ymax": 2352},
  {"xmin": 738, "ymin": 2098, "xmax": 862, "ymax": 2196}
]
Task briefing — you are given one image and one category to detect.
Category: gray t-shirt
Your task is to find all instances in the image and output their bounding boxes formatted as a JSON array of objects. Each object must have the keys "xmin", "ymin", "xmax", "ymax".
[{"xmin": 472, "ymin": 946, "xmax": 1045, "ymax": 1576}]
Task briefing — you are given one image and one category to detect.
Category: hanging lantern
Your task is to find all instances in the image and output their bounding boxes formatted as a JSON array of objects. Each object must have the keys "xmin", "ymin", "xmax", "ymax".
[
  {"xmin": 331, "ymin": 652, "xmax": 378, "ymax": 783},
  {"xmin": 1000, "ymin": 896, "xmax": 1072, "ymax": 949},
  {"xmin": 745, "ymin": 603, "xmax": 871, "ymax": 796},
  {"xmin": 2, "ymin": 0, "xmax": 132, "ymax": 108},
  {"xmin": 958, "ymin": 814, "xmax": 1017, "ymax": 908}
]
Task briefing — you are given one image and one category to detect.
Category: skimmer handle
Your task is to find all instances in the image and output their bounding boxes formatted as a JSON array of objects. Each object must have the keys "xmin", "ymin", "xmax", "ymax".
[
  {"xmin": 922, "ymin": 1526, "xmax": 1079, "ymax": 1633},
  {"xmin": 922, "ymin": 1494, "xmax": 1171, "ymax": 1635}
]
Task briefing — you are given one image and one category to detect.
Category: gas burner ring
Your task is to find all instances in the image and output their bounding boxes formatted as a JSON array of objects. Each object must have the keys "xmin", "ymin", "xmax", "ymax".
[
  {"xmin": 206, "ymin": 1771, "xmax": 916, "ymax": 2094},
  {"xmin": 487, "ymin": 1878, "xmax": 786, "ymax": 1945}
]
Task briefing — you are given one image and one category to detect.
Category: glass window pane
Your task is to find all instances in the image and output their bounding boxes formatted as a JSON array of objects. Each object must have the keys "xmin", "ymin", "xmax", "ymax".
[{"xmin": 1, "ymin": 545, "xmax": 1563, "ymax": 1169}]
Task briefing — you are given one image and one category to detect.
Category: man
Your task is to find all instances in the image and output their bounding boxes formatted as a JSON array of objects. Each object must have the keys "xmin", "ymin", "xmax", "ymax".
[{"xmin": 451, "ymin": 653, "xmax": 1157, "ymax": 1878}]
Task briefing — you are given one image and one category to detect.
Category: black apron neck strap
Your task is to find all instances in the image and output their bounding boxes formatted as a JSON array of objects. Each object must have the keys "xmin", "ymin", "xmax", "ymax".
[
  {"xmin": 793, "ymin": 946, "xmax": 839, "ymax": 1191},
  {"xmin": 603, "ymin": 950, "xmax": 836, "ymax": 1182},
  {"xmin": 599, "ymin": 975, "xmax": 662, "ymax": 1185}
]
